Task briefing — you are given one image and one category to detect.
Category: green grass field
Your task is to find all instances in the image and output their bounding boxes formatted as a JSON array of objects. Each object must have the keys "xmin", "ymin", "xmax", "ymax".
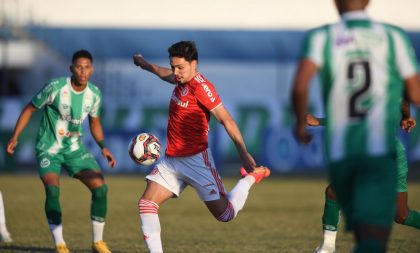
[{"xmin": 0, "ymin": 174, "xmax": 419, "ymax": 253}]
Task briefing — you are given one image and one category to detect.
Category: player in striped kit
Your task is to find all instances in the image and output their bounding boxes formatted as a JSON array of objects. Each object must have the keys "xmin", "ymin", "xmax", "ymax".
[
  {"xmin": 133, "ymin": 41, "xmax": 270, "ymax": 253},
  {"xmin": 6, "ymin": 50, "xmax": 116, "ymax": 253},
  {"xmin": 306, "ymin": 105, "xmax": 420, "ymax": 253},
  {"xmin": 291, "ymin": 0, "xmax": 420, "ymax": 252}
]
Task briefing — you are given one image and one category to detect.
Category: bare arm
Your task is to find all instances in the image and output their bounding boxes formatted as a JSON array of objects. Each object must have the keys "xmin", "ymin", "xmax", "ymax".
[
  {"xmin": 6, "ymin": 103, "xmax": 38, "ymax": 154},
  {"xmin": 133, "ymin": 54, "xmax": 175, "ymax": 84},
  {"xmin": 89, "ymin": 116, "xmax": 116, "ymax": 168},
  {"xmin": 211, "ymin": 104, "xmax": 256, "ymax": 172},
  {"xmin": 404, "ymin": 74, "xmax": 420, "ymax": 105},
  {"xmin": 400, "ymin": 99, "xmax": 416, "ymax": 132},
  {"xmin": 291, "ymin": 59, "xmax": 318, "ymax": 143}
]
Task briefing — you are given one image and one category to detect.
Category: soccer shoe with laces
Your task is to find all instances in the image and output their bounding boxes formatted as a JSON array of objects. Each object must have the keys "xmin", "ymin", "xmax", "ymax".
[
  {"xmin": 313, "ymin": 246, "xmax": 335, "ymax": 253},
  {"xmin": 240, "ymin": 166, "xmax": 270, "ymax": 183},
  {"xmin": 55, "ymin": 243, "xmax": 71, "ymax": 253},
  {"xmin": 92, "ymin": 240, "xmax": 112, "ymax": 253}
]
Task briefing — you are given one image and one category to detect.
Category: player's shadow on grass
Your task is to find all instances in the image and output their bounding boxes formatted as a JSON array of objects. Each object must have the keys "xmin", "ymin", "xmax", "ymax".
[{"xmin": 0, "ymin": 244, "xmax": 52, "ymax": 252}]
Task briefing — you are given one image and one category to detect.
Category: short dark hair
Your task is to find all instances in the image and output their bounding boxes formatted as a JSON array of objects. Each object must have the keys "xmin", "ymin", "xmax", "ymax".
[
  {"xmin": 168, "ymin": 41, "xmax": 198, "ymax": 62},
  {"xmin": 72, "ymin": 49, "xmax": 93, "ymax": 63}
]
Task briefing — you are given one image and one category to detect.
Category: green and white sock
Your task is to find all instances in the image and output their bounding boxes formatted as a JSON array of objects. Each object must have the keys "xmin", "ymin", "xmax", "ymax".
[{"xmin": 321, "ymin": 198, "xmax": 340, "ymax": 249}]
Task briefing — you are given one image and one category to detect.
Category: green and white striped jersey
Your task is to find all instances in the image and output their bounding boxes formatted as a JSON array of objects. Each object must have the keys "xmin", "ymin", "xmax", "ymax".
[
  {"xmin": 32, "ymin": 77, "xmax": 102, "ymax": 155},
  {"xmin": 301, "ymin": 11, "xmax": 418, "ymax": 161}
]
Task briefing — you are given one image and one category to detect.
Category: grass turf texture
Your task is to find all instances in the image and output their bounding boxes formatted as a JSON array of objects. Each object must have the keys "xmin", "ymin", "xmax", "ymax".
[{"xmin": 0, "ymin": 175, "xmax": 419, "ymax": 252}]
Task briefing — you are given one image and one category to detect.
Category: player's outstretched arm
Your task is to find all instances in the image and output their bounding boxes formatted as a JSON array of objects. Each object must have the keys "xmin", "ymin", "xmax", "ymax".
[
  {"xmin": 133, "ymin": 54, "xmax": 175, "ymax": 84},
  {"xmin": 211, "ymin": 104, "xmax": 256, "ymax": 172},
  {"xmin": 6, "ymin": 103, "xmax": 37, "ymax": 155},
  {"xmin": 89, "ymin": 116, "xmax": 116, "ymax": 168}
]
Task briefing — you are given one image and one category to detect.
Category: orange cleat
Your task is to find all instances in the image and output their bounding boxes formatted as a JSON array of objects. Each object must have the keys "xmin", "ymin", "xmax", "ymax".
[{"xmin": 240, "ymin": 166, "xmax": 270, "ymax": 183}]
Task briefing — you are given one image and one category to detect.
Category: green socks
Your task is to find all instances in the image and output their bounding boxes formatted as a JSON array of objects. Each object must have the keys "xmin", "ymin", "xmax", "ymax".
[
  {"xmin": 45, "ymin": 185, "xmax": 61, "ymax": 224},
  {"xmin": 45, "ymin": 184, "xmax": 108, "ymax": 224},
  {"xmin": 322, "ymin": 198, "xmax": 340, "ymax": 231},
  {"xmin": 403, "ymin": 210, "xmax": 420, "ymax": 229},
  {"xmin": 91, "ymin": 184, "xmax": 108, "ymax": 222}
]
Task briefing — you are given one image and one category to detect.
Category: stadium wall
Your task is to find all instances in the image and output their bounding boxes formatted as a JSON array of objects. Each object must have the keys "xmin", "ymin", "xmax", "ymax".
[{"xmin": 1, "ymin": 27, "xmax": 420, "ymax": 173}]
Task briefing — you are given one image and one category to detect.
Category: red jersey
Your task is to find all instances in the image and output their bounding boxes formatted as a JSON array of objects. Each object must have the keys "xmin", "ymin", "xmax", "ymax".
[{"xmin": 165, "ymin": 73, "xmax": 222, "ymax": 157}]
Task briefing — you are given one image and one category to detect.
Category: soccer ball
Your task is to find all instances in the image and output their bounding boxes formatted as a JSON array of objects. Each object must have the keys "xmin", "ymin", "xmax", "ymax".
[{"xmin": 128, "ymin": 133, "xmax": 161, "ymax": 166}]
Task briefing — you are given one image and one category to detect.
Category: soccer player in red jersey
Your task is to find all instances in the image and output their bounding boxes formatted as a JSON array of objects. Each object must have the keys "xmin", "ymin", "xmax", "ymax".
[{"xmin": 133, "ymin": 41, "xmax": 270, "ymax": 253}]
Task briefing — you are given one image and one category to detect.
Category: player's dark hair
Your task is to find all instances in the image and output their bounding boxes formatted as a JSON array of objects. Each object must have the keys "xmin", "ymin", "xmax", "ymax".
[
  {"xmin": 168, "ymin": 41, "xmax": 198, "ymax": 62},
  {"xmin": 72, "ymin": 49, "xmax": 93, "ymax": 63}
]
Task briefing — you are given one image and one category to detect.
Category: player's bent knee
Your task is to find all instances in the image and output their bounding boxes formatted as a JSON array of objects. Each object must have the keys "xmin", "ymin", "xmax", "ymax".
[{"xmin": 216, "ymin": 202, "xmax": 235, "ymax": 222}]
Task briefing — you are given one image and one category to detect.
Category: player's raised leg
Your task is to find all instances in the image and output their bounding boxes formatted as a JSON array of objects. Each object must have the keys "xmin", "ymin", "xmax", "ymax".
[
  {"xmin": 0, "ymin": 191, "xmax": 12, "ymax": 243},
  {"xmin": 138, "ymin": 180, "xmax": 173, "ymax": 253},
  {"xmin": 205, "ymin": 166, "xmax": 270, "ymax": 222},
  {"xmin": 76, "ymin": 169, "xmax": 111, "ymax": 253},
  {"xmin": 314, "ymin": 184, "xmax": 339, "ymax": 253},
  {"xmin": 41, "ymin": 173, "xmax": 70, "ymax": 253}
]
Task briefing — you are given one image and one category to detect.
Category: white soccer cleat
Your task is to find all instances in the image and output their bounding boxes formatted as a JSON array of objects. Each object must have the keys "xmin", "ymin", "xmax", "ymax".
[
  {"xmin": 313, "ymin": 246, "xmax": 335, "ymax": 253},
  {"xmin": 0, "ymin": 230, "xmax": 12, "ymax": 243}
]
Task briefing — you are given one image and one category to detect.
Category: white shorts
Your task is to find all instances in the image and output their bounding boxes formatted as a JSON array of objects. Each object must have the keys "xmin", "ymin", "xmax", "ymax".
[{"xmin": 146, "ymin": 148, "xmax": 226, "ymax": 201}]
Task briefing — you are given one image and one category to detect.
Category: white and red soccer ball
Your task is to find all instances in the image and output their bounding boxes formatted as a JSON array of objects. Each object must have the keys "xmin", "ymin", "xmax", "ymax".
[{"xmin": 128, "ymin": 133, "xmax": 161, "ymax": 166}]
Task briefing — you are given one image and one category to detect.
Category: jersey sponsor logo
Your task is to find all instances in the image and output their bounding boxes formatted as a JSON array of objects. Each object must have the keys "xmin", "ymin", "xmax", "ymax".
[
  {"xmin": 65, "ymin": 131, "xmax": 80, "ymax": 138},
  {"xmin": 40, "ymin": 158, "xmax": 51, "ymax": 168},
  {"xmin": 335, "ymin": 36, "xmax": 354, "ymax": 46},
  {"xmin": 58, "ymin": 128, "xmax": 65, "ymax": 136},
  {"xmin": 61, "ymin": 104, "xmax": 69, "ymax": 110},
  {"xmin": 170, "ymin": 93, "xmax": 189, "ymax": 108},
  {"xmin": 200, "ymin": 84, "xmax": 216, "ymax": 102},
  {"xmin": 60, "ymin": 114, "xmax": 83, "ymax": 125}
]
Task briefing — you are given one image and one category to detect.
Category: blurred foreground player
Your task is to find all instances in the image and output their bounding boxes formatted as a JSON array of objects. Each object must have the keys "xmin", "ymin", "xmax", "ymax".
[
  {"xmin": 291, "ymin": 0, "xmax": 420, "ymax": 252},
  {"xmin": 306, "ymin": 109, "xmax": 420, "ymax": 253}
]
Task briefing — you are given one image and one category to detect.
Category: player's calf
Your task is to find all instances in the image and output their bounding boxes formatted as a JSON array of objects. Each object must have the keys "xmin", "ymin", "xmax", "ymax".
[{"xmin": 138, "ymin": 198, "xmax": 163, "ymax": 253}]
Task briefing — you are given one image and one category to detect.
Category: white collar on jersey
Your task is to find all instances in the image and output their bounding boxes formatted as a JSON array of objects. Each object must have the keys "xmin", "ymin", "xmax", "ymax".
[{"xmin": 341, "ymin": 10, "xmax": 369, "ymax": 21}]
